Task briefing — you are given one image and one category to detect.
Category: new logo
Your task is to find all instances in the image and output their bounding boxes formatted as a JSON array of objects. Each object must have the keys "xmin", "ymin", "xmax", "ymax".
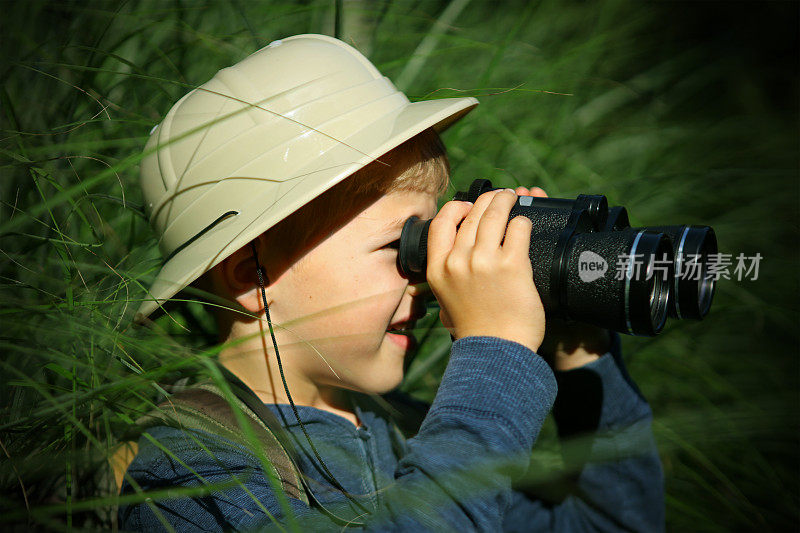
[{"xmin": 578, "ymin": 251, "xmax": 608, "ymax": 282}]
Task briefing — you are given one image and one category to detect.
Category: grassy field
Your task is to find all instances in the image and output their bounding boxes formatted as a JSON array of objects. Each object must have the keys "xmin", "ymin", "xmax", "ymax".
[{"xmin": 1, "ymin": 0, "xmax": 797, "ymax": 530}]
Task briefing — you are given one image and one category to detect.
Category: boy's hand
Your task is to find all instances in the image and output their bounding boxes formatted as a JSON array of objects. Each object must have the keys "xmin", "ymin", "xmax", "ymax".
[
  {"xmin": 513, "ymin": 185, "xmax": 610, "ymax": 371},
  {"xmin": 426, "ymin": 188, "xmax": 546, "ymax": 354}
]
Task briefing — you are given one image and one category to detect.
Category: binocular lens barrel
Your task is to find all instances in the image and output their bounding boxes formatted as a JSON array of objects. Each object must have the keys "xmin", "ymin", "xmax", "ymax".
[
  {"xmin": 605, "ymin": 207, "xmax": 718, "ymax": 319},
  {"xmin": 564, "ymin": 229, "xmax": 673, "ymax": 336},
  {"xmin": 643, "ymin": 225, "xmax": 718, "ymax": 319}
]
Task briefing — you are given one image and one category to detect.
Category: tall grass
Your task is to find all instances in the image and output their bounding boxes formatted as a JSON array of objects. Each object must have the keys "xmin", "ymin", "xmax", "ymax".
[{"xmin": 1, "ymin": 0, "xmax": 797, "ymax": 530}]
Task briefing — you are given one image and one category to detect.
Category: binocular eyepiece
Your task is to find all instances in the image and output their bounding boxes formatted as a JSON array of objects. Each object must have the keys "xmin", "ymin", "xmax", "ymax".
[{"xmin": 398, "ymin": 178, "xmax": 718, "ymax": 337}]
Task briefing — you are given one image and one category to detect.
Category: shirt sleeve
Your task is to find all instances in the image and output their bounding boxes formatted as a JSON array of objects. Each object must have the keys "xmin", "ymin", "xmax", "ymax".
[
  {"xmin": 503, "ymin": 331, "xmax": 665, "ymax": 532},
  {"xmin": 119, "ymin": 336, "xmax": 558, "ymax": 532}
]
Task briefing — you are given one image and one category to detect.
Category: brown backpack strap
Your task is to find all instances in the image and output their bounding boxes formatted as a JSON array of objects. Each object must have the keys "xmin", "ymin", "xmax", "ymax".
[
  {"xmin": 133, "ymin": 373, "xmax": 370, "ymax": 527},
  {"xmin": 138, "ymin": 382, "xmax": 308, "ymax": 504}
]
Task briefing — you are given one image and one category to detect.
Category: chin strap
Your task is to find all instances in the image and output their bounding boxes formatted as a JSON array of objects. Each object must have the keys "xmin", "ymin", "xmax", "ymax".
[{"xmin": 249, "ymin": 241, "xmax": 371, "ymax": 525}]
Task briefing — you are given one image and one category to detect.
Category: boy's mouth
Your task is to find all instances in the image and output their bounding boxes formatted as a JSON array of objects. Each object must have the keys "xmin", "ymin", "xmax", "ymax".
[
  {"xmin": 386, "ymin": 320, "xmax": 416, "ymax": 334},
  {"xmin": 386, "ymin": 331, "xmax": 417, "ymax": 352},
  {"xmin": 386, "ymin": 324, "xmax": 417, "ymax": 351}
]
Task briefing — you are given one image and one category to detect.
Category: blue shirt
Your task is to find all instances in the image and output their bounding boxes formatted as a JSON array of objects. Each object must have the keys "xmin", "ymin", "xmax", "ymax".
[{"xmin": 119, "ymin": 333, "xmax": 664, "ymax": 531}]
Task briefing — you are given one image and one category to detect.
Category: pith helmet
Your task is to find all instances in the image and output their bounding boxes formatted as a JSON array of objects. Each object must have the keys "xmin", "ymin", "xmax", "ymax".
[{"xmin": 136, "ymin": 33, "xmax": 478, "ymax": 321}]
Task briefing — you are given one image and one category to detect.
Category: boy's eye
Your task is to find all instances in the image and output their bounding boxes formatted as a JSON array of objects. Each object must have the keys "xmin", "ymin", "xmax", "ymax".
[{"xmin": 383, "ymin": 239, "xmax": 400, "ymax": 251}]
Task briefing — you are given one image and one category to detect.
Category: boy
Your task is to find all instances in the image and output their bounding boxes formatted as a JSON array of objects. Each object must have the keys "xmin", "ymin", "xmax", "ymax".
[{"xmin": 121, "ymin": 34, "xmax": 663, "ymax": 531}]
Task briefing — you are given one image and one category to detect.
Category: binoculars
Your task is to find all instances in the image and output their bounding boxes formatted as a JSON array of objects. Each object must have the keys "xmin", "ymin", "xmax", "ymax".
[{"xmin": 398, "ymin": 179, "xmax": 718, "ymax": 337}]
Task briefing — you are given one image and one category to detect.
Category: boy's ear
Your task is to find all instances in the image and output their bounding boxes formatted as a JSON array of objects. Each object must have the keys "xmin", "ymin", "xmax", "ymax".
[{"xmin": 218, "ymin": 236, "xmax": 274, "ymax": 315}]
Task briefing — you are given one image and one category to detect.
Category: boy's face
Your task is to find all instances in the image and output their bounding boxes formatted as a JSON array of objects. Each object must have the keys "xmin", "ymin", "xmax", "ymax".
[{"xmin": 272, "ymin": 188, "xmax": 438, "ymax": 395}]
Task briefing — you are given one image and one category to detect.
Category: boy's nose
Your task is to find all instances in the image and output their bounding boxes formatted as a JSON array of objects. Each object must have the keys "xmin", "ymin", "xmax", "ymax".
[{"xmin": 407, "ymin": 283, "xmax": 432, "ymax": 321}]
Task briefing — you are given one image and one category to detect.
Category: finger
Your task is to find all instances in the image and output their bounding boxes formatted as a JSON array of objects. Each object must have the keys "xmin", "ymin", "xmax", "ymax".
[
  {"xmin": 426, "ymin": 200, "xmax": 474, "ymax": 272},
  {"xmin": 451, "ymin": 188, "xmax": 505, "ymax": 252},
  {"xmin": 474, "ymin": 189, "xmax": 519, "ymax": 252},
  {"xmin": 515, "ymin": 186, "xmax": 548, "ymax": 197},
  {"xmin": 501, "ymin": 214, "xmax": 534, "ymax": 260}
]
